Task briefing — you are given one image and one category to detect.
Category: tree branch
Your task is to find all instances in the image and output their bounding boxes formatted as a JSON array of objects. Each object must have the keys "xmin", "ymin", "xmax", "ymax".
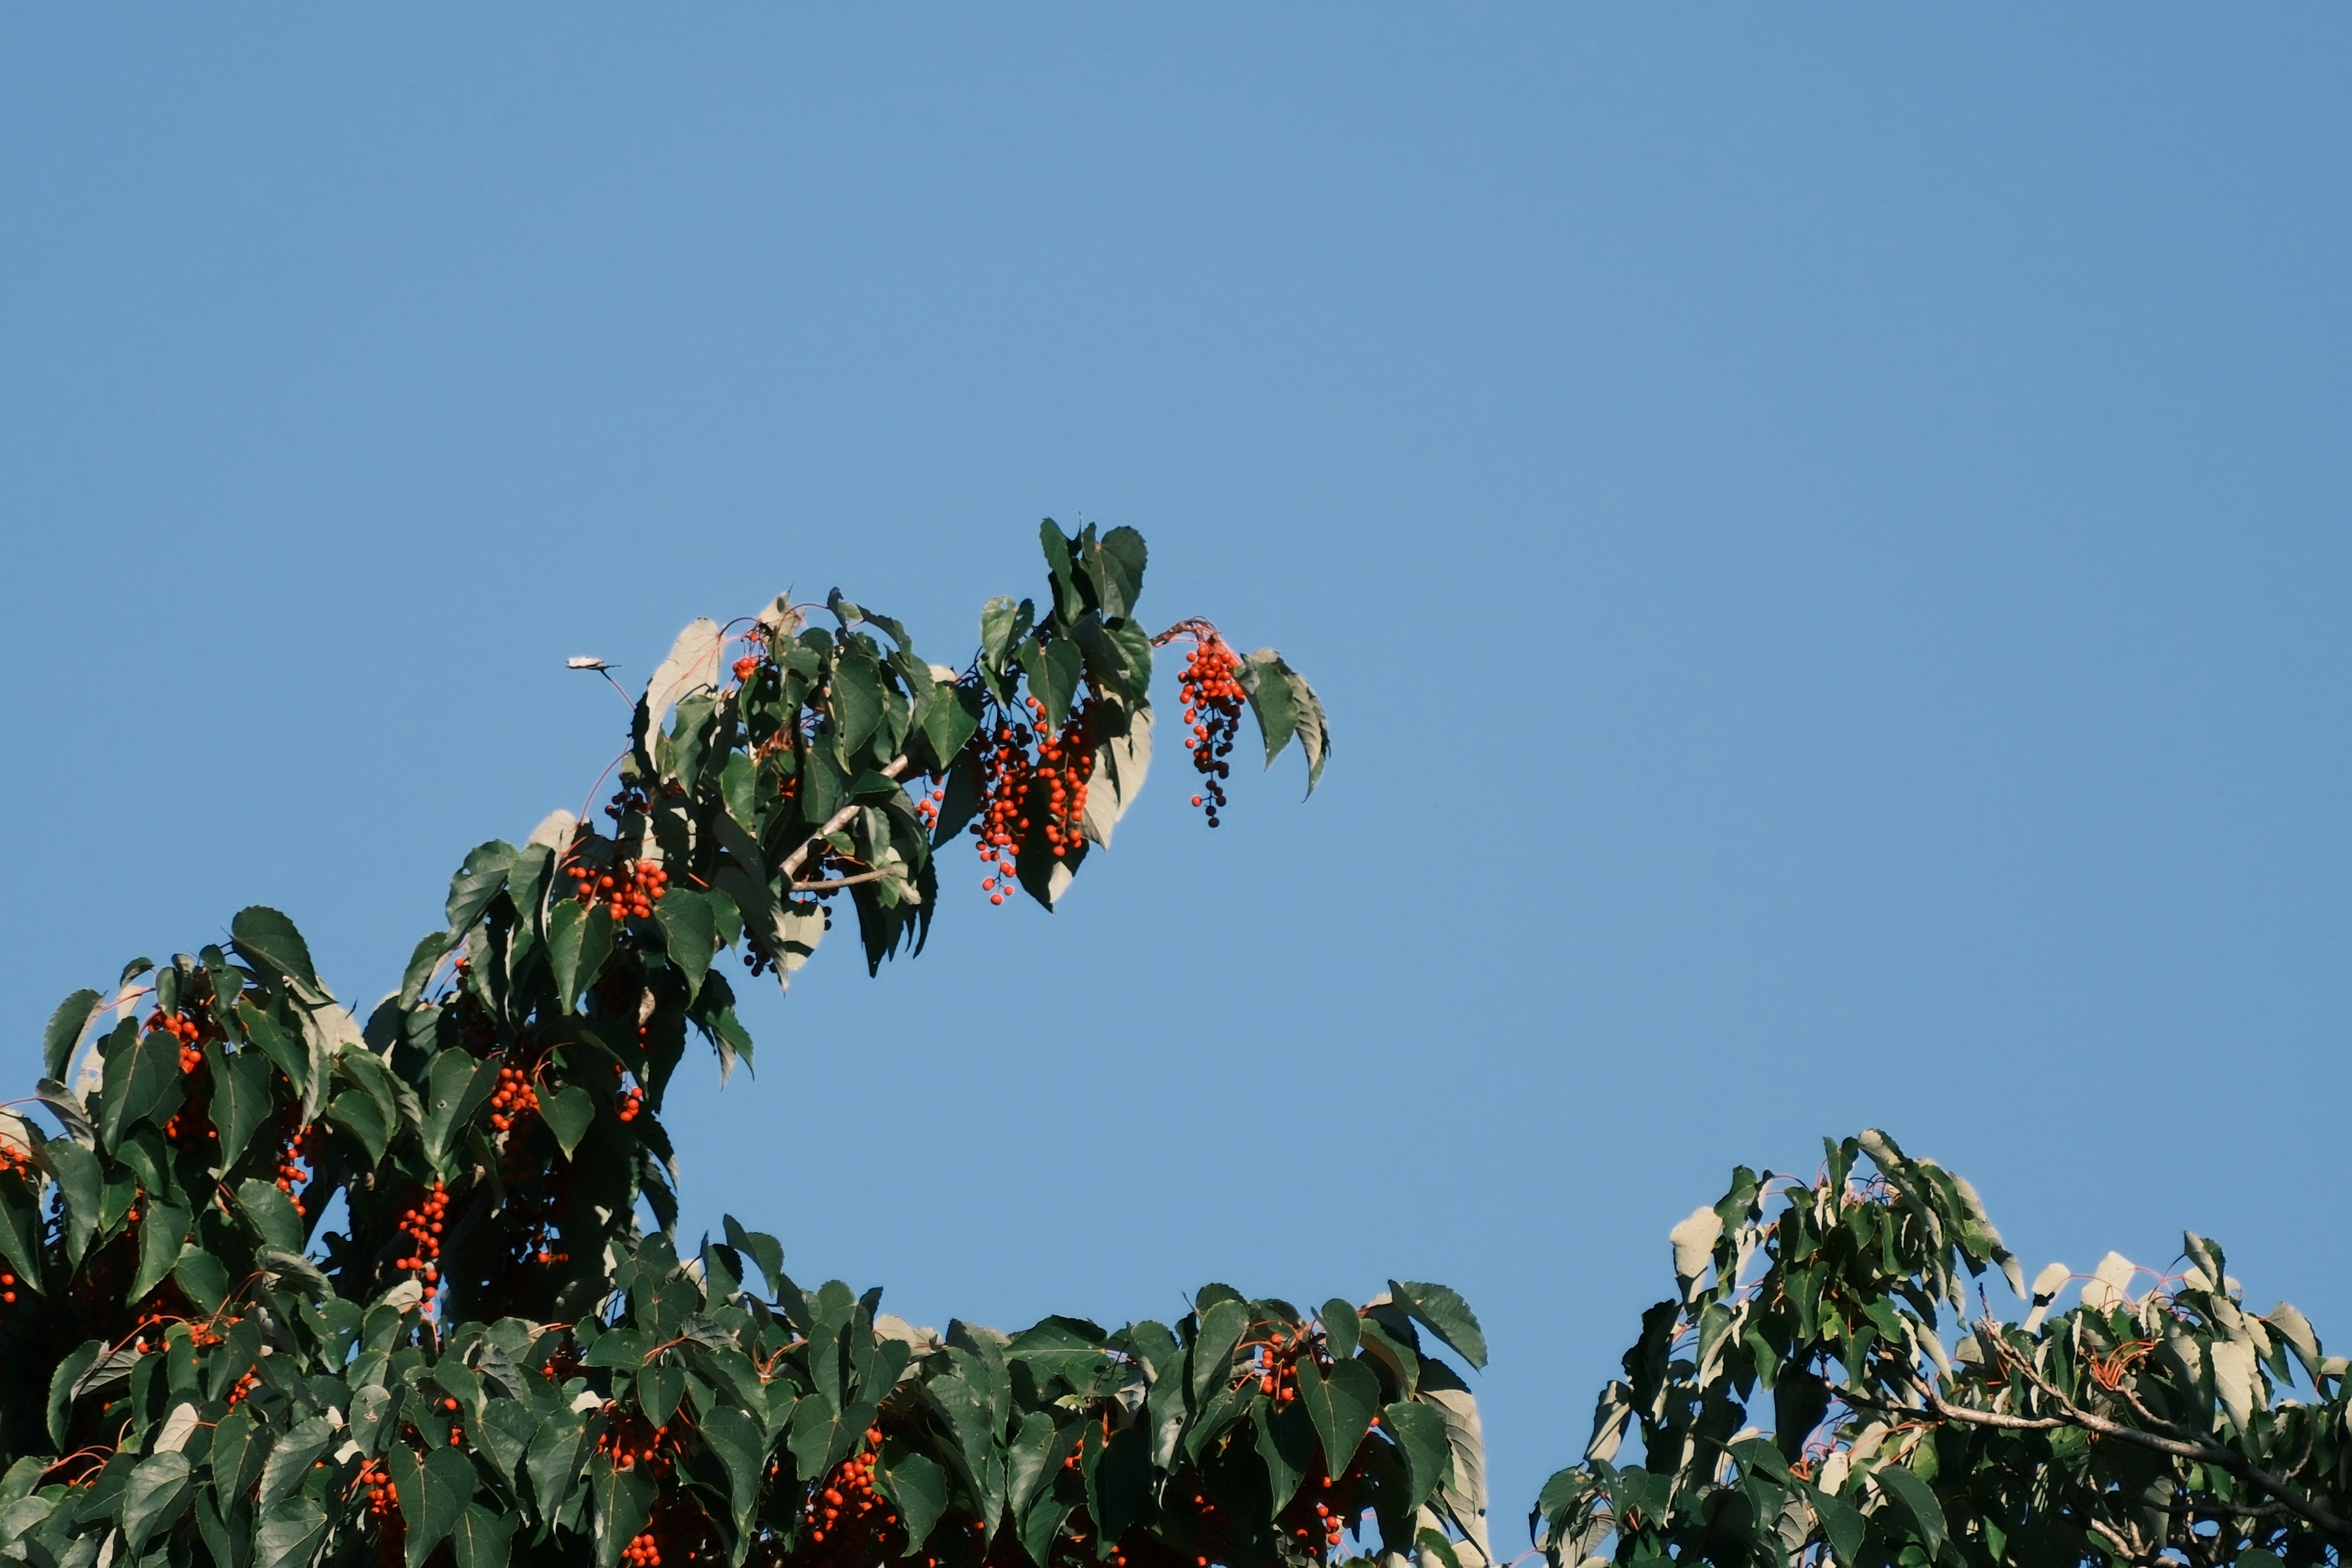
[
  {"xmin": 1940, "ymin": 1338, "xmax": 2352, "ymax": 1547},
  {"xmin": 789, "ymin": 869, "xmax": 892, "ymax": 892},
  {"xmin": 777, "ymin": 755, "xmax": 911, "ymax": 883}
]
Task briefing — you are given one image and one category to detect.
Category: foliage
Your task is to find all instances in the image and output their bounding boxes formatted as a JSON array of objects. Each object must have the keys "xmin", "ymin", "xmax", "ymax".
[
  {"xmin": 0, "ymin": 524, "xmax": 1496, "ymax": 1568},
  {"xmin": 1535, "ymin": 1131, "xmax": 2352, "ymax": 1568}
]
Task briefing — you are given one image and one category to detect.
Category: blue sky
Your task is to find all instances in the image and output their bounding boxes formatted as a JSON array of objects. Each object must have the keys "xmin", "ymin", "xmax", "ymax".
[{"xmin": 4, "ymin": 7, "xmax": 2347, "ymax": 1541}]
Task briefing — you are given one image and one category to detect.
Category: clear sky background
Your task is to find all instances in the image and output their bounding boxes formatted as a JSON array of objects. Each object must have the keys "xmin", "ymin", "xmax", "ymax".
[{"xmin": 4, "ymin": 7, "xmax": 2347, "ymax": 1544}]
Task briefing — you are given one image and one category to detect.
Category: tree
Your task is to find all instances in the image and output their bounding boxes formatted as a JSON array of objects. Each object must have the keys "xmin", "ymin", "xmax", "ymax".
[
  {"xmin": 0, "ymin": 524, "xmax": 1496, "ymax": 1568},
  {"xmin": 1533, "ymin": 1131, "xmax": 2351, "ymax": 1568}
]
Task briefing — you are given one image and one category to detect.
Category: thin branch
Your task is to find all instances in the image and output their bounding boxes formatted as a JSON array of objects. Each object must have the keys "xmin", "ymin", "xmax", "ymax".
[
  {"xmin": 777, "ymin": 755, "xmax": 912, "ymax": 883},
  {"xmin": 789, "ymin": 869, "xmax": 892, "ymax": 892}
]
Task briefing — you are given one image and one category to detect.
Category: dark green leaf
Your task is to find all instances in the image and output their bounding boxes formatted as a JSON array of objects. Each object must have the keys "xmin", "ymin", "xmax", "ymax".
[
  {"xmin": 231, "ymin": 908, "xmax": 324, "ymax": 1001},
  {"xmin": 236, "ymin": 1180, "xmax": 304, "ymax": 1254},
  {"xmin": 1016, "ymin": 636, "xmax": 1084, "ymax": 728},
  {"xmin": 326, "ymin": 1090, "xmax": 390, "ymax": 1164},
  {"xmin": 1296, "ymin": 1356, "xmax": 1379, "ymax": 1477},
  {"xmin": 881, "ymin": 1450, "xmax": 948, "ymax": 1551},
  {"xmin": 254, "ymin": 1497, "xmax": 328, "ymax": 1568},
  {"xmin": 548, "ymin": 901, "xmax": 616, "ymax": 1012},
  {"xmin": 541, "ymin": 1085, "xmax": 596, "ymax": 1158},
  {"xmin": 446, "ymin": 842, "xmax": 519, "ymax": 936},
  {"xmin": 654, "ymin": 888, "xmax": 717, "ymax": 1001},
  {"xmin": 42, "ymin": 989, "xmax": 101, "ymax": 1084},
  {"xmin": 421, "ymin": 1052, "xmax": 491, "ymax": 1174},
  {"xmin": 257, "ymin": 1414, "xmax": 337, "ymax": 1509},
  {"xmin": 1191, "ymin": 1298, "xmax": 1249, "ymax": 1408},
  {"xmin": 119, "ymin": 1451, "xmax": 192, "ymax": 1558},
  {"xmin": 1382, "ymin": 1401, "xmax": 1450, "ymax": 1508},
  {"xmin": 449, "ymin": 1503, "xmax": 514, "ymax": 1568},
  {"xmin": 590, "ymin": 1461, "xmax": 656, "ymax": 1568},
  {"xmin": 204, "ymin": 1043, "xmax": 275, "ymax": 1173},
  {"xmin": 400, "ymin": 932, "xmax": 453, "ymax": 1011},
  {"xmin": 1239, "ymin": 651, "xmax": 1298, "ymax": 766},
  {"xmin": 100, "ymin": 1020, "xmax": 183, "ymax": 1146},
  {"xmin": 1874, "ymin": 1464, "xmax": 1945, "ymax": 1558},
  {"xmin": 700, "ymin": 1405, "xmax": 766, "ymax": 1540},
  {"xmin": 130, "ymin": 1200, "xmax": 192, "ymax": 1300},
  {"xmin": 1389, "ymin": 1281, "xmax": 1488, "ymax": 1370}
]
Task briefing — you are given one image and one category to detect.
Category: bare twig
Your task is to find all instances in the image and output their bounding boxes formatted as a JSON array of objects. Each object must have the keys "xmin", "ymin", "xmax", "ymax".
[{"xmin": 777, "ymin": 755, "xmax": 912, "ymax": 883}]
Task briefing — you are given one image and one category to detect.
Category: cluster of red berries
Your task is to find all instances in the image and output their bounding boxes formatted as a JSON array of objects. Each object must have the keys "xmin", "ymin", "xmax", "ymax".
[
  {"xmin": 1245, "ymin": 1322, "xmax": 1315, "ymax": 1403},
  {"xmin": 913, "ymin": 780, "xmax": 946, "ymax": 832},
  {"xmin": 616, "ymin": 1065, "xmax": 646, "ymax": 1124},
  {"xmin": 437, "ymin": 1393, "xmax": 466, "ymax": 1447},
  {"xmin": 354, "ymin": 1457, "xmax": 399, "ymax": 1519},
  {"xmin": 1033, "ymin": 698, "xmax": 1096, "ymax": 863},
  {"xmin": 0, "ymin": 1141, "xmax": 35, "ymax": 1184},
  {"xmin": 802, "ymin": 1427, "xmax": 891, "ymax": 1549},
  {"xmin": 1298, "ymin": 1490, "xmax": 1348, "ymax": 1554},
  {"xmin": 146, "ymin": 1009, "xmax": 207, "ymax": 1072},
  {"xmin": 568, "ymin": 856, "xmax": 669, "ymax": 919},
  {"xmin": 731, "ymin": 654, "xmax": 764, "ymax": 687},
  {"xmin": 487, "ymin": 1064, "xmax": 540, "ymax": 1134},
  {"xmin": 0, "ymin": 1268, "xmax": 19, "ymax": 1306},
  {"xmin": 392, "ymin": 1180, "xmax": 448, "ymax": 1310},
  {"xmin": 1175, "ymin": 630, "xmax": 1243, "ymax": 827},
  {"xmin": 272, "ymin": 1125, "xmax": 317, "ymax": 1216},
  {"xmin": 972, "ymin": 717, "xmax": 1036, "ymax": 904},
  {"xmin": 595, "ymin": 1406, "xmax": 674, "ymax": 1473},
  {"xmin": 623, "ymin": 1531, "xmax": 665, "ymax": 1568},
  {"xmin": 224, "ymin": 1369, "xmax": 261, "ymax": 1408}
]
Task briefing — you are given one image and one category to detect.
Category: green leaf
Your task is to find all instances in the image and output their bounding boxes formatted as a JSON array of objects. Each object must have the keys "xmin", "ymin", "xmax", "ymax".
[
  {"xmin": 881, "ymin": 1450, "xmax": 948, "ymax": 1552},
  {"xmin": 541, "ymin": 1084, "xmax": 596, "ymax": 1158},
  {"xmin": 548, "ymin": 900, "xmax": 616, "ymax": 1011},
  {"xmin": 230, "ymin": 908, "xmax": 324, "ymax": 1001},
  {"xmin": 326, "ymin": 1090, "xmax": 390, "ymax": 1164},
  {"xmin": 700, "ymin": 1405, "xmax": 766, "ymax": 1542},
  {"xmin": 1381, "ymin": 1401, "xmax": 1449, "ymax": 1507},
  {"xmin": 173, "ymin": 1246, "xmax": 230, "ymax": 1315},
  {"xmin": 1240, "ymin": 650, "xmax": 1298, "ymax": 765},
  {"xmin": 1322, "ymin": 1300, "xmax": 1360, "ymax": 1362},
  {"xmin": 1086, "ymin": 1423, "xmax": 1150, "ymax": 1544},
  {"xmin": 236, "ymin": 1180, "xmax": 305, "ymax": 1254},
  {"xmin": 978, "ymin": 597, "xmax": 1020, "ymax": 696},
  {"xmin": 204, "ymin": 1043, "xmax": 275, "ymax": 1173},
  {"xmin": 1389, "ymin": 1281, "xmax": 1488, "ymax": 1370},
  {"xmin": 1809, "ymin": 1485, "xmax": 1865, "ymax": 1564},
  {"xmin": 449, "ymin": 1502, "xmax": 514, "ymax": 1568},
  {"xmin": 1191, "ymin": 1298, "xmax": 1249, "ymax": 1408},
  {"xmin": 722, "ymin": 1217, "xmax": 785, "ymax": 1300},
  {"xmin": 446, "ymin": 842, "xmax": 519, "ymax": 935},
  {"xmin": 1017, "ymin": 636, "xmax": 1084, "ymax": 727},
  {"xmin": 421, "ymin": 1052, "xmax": 491, "ymax": 1174},
  {"xmin": 258, "ymin": 1414, "xmax": 338, "ymax": 1509},
  {"xmin": 47, "ymin": 1344, "xmax": 96, "ymax": 1447},
  {"xmin": 831, "ymin": 653, "xmax": 886, "ymax": 754},
  {"xmin": 1295, "ymin": 1356, "xmax": 1379, "ymax": 1477},
  {"xmin": 1874, "ymin": 1464, "xmax": 1945, "ymax": 1558},
  {"xmin": 42, "ymin": 989, "xmax": 101, "ymax": 1083},
  {"xmin": 237, "ymin": 1001, "xmax": 307, "ymax": 1098},
  {"xmin": 654, "ymin": 888, "xmax": 717, "ymax": 1001},
  {"xmin": 639, "ymin": 1359, "xmax": 685, "ymax": 1429},
  {"xmin": 100, "ymin": 1020, "xmax": 184, "ymax": 1147},
  {"xmin": 400, "ymin": 930, "xmax": 453, "ymax": 1011},
  {"xmin": 254, "ymin": 1496, "xmax": 328, "ymax": 1568},
  {"xmin": 590, "ymin": 1460, "xmax": 657, "ymax": 1568},
  {"xmin": 1090, "ymin": 527, "xmax": 1147, "ymax": 619},
  {"xmin": 131, "ymin": 1200, "xmax": 192, "ymax": 1300},
  {"xmin": 526, "ymin": 1408, "xmax": 587, "ymax": 1521},
  {"xmin": 119, "ymin": 1450, "xmax": 192, "ymax": 1558}
]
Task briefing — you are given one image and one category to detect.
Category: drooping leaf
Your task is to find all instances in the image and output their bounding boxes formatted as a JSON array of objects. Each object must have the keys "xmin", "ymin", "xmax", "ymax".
[
  {"xmin": 449, "ymin": 1502, "xmax": 515, "ymax": 1568},
  {"xmin": 1296, "ymin": 1356, "xmax": 1380, "ymax": 1477},
  {"xmin": 1390, "ymin": 1281, "xmax": 1489, "ymax": 1370},
  {"xmin": 654, "ymin": 887, "xmax": 717, "ymax": 1000},
  {"xmin": 445, "ymin": 842, "xmax": 518, "ymax": 937},
  {"xmin": 229, "ymin": 908, "xmax": 324, "ymax": 1001},
  {"xmin": 1873, "ymin": 1464, "xmax": 1946, "ymax": 1558},
  {"xmin": 41, "ymin": 989, "xmax": 101, "ymax": 1084}
]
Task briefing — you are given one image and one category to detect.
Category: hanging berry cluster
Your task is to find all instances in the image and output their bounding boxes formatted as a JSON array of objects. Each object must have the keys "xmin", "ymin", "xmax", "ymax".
[
  {"xmin": 272, "ymin": 1123, "xmax": 317, "ymax": 1216},
  {"xmin": 353, "ymin": 1457, "xmax": 398, "ymax": 1520},
  {"xmin": 224, "ymin": 1368, "xmax": 260, "ymax": 1408},
  {"xmin": 595, "ymin": 1405, "xmax": 675, "ymax": 1472},
  {"xmin": 145, "ymin": 1008, "xmax": 206, "ymax": 1073},
  {"xmin": 1034, "ymin": 696, "xmax": 1096, "ymax": 863},
  {"xmin": 487, "ymin": 1062, "xmax": 540, "ymax": 1134},
  {"xmin": 972, "ymin": 716, "xmax": 1035, "ymax": 905},
  {"xmin": 802, "ymin": 1427, "xmax": 892, "ymax": 1551},
  {"xmin": 568, "ymin": 856, "xmax": 669, "ymax": 919},
  {"xmin": 0, "ymin": 1139, "xmax": 37, "ymax": 1184},
  {"xmin": 1245, "ymin": 1321, "xmax": 1315, "ymax": 1403},
  {"xmin": 604, "ymin": 782, "xmax": 651, "ymax": 823},
  {"xmin": 0, "ymin": 1268, "xmax": 19, "ymax": 1306},
  {"xmin": 913, "ymin": 779, "xmax": 945, "ymax": 832},
  {"xmin": 391, "ymin": 1178, "xmax": 448, "ymax": 1310},
  {"xmin": 1174, "ymin": 627, "xmax": 1243, "ymax": 827},
  {"xmin": 616, "ymin": 1066, "xmax": 646, "ymax": 1124}
]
